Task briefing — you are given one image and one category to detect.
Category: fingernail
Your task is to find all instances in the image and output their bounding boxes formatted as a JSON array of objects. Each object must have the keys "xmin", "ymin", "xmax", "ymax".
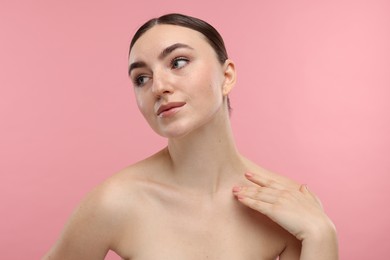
[
  {"xmin": 245, "ymin": 172, "xmax": 253, "ymax": 178},
  {"xmin": 232, "ymin": 186, "xmax": 241, "ymax": 192},
  {"xmin": 300, "ymin": 184, "xmax": 309, "ymax": 192},
  {"xmin": 237, "ymin": 194, "xmax": 245, "ymax": 200}
]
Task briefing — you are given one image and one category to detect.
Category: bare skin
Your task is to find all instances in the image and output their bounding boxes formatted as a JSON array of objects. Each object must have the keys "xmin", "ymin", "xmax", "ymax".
[{"xmin": 43, "ymin": 24, "xmax": 338, "ymax": 259}]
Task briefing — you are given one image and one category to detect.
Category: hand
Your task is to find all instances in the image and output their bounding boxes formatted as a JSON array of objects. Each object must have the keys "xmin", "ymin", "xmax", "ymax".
[{"xmin": 232, "ymin": 172, "xmax": 333, "ymax": 241}]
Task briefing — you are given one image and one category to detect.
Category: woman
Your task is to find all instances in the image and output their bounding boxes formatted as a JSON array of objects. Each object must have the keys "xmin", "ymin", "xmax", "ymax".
[{"xmin": 44, "ymin": 13, "xmax": 338, "ymax": 259}]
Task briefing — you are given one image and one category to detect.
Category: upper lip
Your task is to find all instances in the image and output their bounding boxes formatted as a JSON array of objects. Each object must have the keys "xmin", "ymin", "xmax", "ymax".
[{"xmin": 157, "ymin": 102, "xmax": 186, "ymax": 116}]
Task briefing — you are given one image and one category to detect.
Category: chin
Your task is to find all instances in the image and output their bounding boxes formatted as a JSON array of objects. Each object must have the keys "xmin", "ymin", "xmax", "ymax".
[
  {"xmin": 153, "ymin": 121, "xmax": 199, "ymax": 139},
  {"xmin": 150, "ymin": 111, "xmax": 219, "ymax": 139},
  {"xmin": 156, "ymin": 128, "xmax": 192, "ymax": 139}
]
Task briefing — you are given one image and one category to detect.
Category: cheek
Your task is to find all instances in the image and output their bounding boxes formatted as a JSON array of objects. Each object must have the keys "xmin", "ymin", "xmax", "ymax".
[
  {"xmin": 136, "ymin": 98, "xmax": 144, "ymax": 111},
  {"xmin": 135, "ymin": 95, "xmax": 144, "ymax": 112},
  {"xmin": 197, "ymin": 63, "xmax": 224, "ymax": 95},
  {"xmin": 135, "ymin": 92, "xmax": 152, "ymax": 118},
  {"xmin": 200, "ymin": 75, "xmax": 224, "ymax": 102},
  {"xmin": 191, "ymin": 71, "xmax": 217, "ymax": 94}
]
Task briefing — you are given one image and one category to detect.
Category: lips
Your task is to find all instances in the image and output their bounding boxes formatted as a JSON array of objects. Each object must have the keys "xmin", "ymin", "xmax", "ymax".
[{"xmin": 157, "ymin": 102, "xmax": 186, "ymax": 117}]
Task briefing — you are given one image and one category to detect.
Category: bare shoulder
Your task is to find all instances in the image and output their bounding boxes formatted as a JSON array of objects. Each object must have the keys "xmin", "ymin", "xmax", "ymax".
[
  {"xmin": 241, "ymin": 155, "xmax": 301, "ymax": 189},
  {"xmin": 83, "ymin": 148, "xmax": 170, "ymax": 229},
  {"xmin": 43, "ymin": 151, "xmax": 165, "ymax": 260}
]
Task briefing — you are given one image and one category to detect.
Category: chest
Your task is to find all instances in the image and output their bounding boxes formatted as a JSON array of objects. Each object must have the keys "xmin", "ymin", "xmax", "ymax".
[{"xmin": 114, "ymin": 197, "xmax": 286, "ymax": 260}]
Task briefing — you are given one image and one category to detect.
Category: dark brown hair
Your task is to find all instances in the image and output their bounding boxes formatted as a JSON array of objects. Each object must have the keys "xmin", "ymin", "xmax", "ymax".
[
  {"xmin": 129, "ymin": 13, "xmax": 228, "ymax": 63},
  {"xmin": 129, "ymin": 13, "xmax": 232, "ymax": 112}
]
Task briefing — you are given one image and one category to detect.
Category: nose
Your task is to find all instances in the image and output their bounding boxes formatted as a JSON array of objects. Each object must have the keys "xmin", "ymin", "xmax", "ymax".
[{"xmin": 151, "ymin": 69, "xmax": 174, "ymax": 97}]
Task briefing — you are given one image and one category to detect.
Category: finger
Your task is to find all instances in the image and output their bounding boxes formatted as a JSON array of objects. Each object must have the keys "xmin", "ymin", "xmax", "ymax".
[
  {"xmin": 299, "ymin": 184, "xmax": 308, "ymax": 193},
  {"xmin": 301, "ymin": 185, "xmax": 324, "ymax": 209},
  {"xmin": 245, "ymin": 172, "xmax": 285, "ymax": 190},
  {"xmin": 236, "ymin": 196, "xmax": 272, "ymax": 216},
  {"xmin": 233, "ymin": 186, "xmax": 280, "ymax": 204}
]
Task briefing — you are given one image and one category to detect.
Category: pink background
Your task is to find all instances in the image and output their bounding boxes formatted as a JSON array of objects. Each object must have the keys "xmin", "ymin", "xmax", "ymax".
[{"xmin": 1, "ymin": 0, "xmax": 389, "ymax": 259}]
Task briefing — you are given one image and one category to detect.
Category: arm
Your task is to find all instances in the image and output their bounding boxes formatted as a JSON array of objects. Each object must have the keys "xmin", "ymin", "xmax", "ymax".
[
  {"xmin": 233, "ymin": 172, "xmax": 338, "ymax": 260},
  {"xmin": 42, "ymin": 185, "xmax": 120, "ymax": 260},
  {"xmin": 279, "ymin": 215, "xmax": 338, "ymax": 260},
  {"xmin": 297, "ymin": 218, "xmax": 338, "ymax": 260}
]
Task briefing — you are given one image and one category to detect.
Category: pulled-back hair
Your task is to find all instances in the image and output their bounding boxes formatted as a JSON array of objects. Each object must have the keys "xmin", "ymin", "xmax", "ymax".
[{"xmin": 129, "ymin": 13, "xmax": 228, "ymax": 64}]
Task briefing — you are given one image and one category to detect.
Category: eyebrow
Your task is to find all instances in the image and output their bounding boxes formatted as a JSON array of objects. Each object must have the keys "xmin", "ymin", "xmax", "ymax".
[
  {"xmin": 128, "ymin": 43, "xmax": 193, "ymax": 76},
  {"xmin": 128, "ymin": 61, "xmax": 146, "ymax": 76}
]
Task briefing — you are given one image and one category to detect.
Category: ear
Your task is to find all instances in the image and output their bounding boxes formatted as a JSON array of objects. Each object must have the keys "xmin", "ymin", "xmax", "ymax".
[{"xmin": 221, "ymin": 59, "xmax": 236, "ymax": 96}]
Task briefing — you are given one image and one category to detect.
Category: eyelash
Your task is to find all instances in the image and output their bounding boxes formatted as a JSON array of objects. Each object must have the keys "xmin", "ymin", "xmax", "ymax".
[
  {"xmin": 133, "ymin": 75, "xmax": 149, "ymax": 87},
  {"xmin": 170, "ymin": 56, "xmax": 190, "ymax": 69},
  {"xmin": 132, "ymin": 56, "xmax": 190, "ymax": 87}
]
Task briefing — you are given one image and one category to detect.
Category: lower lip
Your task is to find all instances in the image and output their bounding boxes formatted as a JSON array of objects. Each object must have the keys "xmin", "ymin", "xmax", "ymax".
[{"xmin": 158, "ymin": 105, "xmax": 185, "ymax": 118}]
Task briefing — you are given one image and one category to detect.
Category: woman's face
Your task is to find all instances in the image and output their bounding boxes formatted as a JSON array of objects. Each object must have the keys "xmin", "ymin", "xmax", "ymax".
[{"xmin": 128, "ymin": 24, "xmax": 234, "ymax": 138}]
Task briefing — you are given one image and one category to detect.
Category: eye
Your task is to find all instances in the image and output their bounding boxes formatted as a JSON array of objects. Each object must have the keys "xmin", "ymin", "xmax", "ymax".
[
  {"xmin": 133, "ymin": 75, "xmax": 150, "ymax": 87},
  {"xmin": 171, "ymin": 57, "xmax": 189, "ymax": 69}
]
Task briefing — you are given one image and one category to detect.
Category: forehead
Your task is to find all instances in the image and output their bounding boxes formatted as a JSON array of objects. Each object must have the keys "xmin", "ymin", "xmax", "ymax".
[{"xmin": 129, "ymin": 24, "xmax": 210, "ymax": 63}]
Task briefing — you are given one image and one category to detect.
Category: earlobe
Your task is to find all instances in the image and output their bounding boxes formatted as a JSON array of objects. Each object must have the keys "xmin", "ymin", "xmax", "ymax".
[{"xmin": 222, "ymin": 59, "xmax": 236, "ymax": 96}]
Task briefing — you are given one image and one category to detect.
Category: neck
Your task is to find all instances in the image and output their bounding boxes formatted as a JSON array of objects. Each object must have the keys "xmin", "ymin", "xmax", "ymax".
[{"xmin": 165, "ymin": 110, "xmax": 245, "ymax": 195}]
